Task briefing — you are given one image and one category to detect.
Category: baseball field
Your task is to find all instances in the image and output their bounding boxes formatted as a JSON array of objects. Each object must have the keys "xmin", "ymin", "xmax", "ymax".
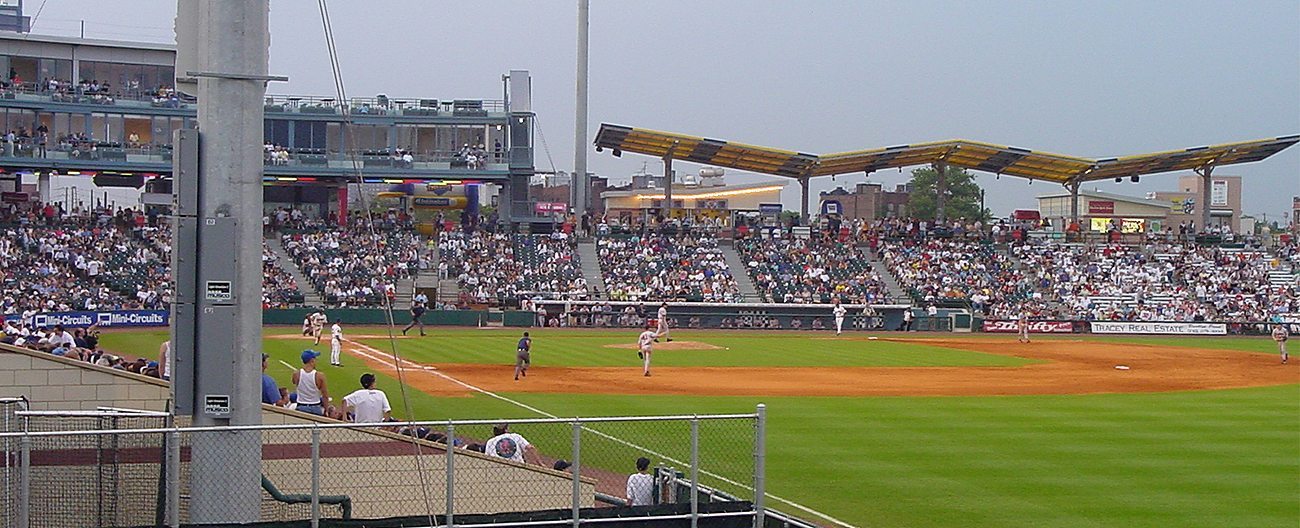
[{"xmin": 100, "ymin": 327, "xmax": 1300, "ymax": 528}]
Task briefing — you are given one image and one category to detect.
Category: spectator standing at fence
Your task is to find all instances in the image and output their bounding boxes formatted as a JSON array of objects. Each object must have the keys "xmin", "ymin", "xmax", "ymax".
[
  {"xmin": 626, "ymin": 457, "xmax": 654, "ymax": 506},
  {"xmin": 484, "ymin": 423, "xmax": 542, "ymax": 464},
  {"xmin": 833, "ymin": 300, "xmax": 846, "ymax": 335},
  {"xmin": 403, "ymin": 299, "xmax": 427, "ymax": 336},
  {"xmin": 514, "ymin": 331, "xmax": 531, "ymax": 381},
  {"xmin": 157, "ymin": 339, "xmax": 171, "ymax": 381},
  {"xmin": 1273, "ymin": 323, "xmax": 1289, "ymax": 364},
  {"xmin": 343, "ymin": 373, "xmax": 392, "ymax": 423},
  {"xmin": 292, "ymin": 350, "xmax": 330, "ymax": 416}
]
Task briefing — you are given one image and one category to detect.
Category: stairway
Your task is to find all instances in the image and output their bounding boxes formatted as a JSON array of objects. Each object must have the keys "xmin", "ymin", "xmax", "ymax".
[
  {"xmin": 268, "ymin": 237, "xmax": 323, "ymax": 306},
  {"xmin": 867, "ymin": 257, "xmax": 908, "ymax": 303},
  {"xmin": 718, "ymin": 242, "xmax": 760, "ymax": 301},
  {"xmin": 575, "ymin": 240, "xmax": 606, "ymax": 296}
]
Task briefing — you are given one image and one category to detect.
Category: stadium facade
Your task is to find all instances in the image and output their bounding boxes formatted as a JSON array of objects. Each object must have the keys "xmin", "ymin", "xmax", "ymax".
[{"xmin": 0, "ymin": 32, "xmax": 547, "ymax": 224}]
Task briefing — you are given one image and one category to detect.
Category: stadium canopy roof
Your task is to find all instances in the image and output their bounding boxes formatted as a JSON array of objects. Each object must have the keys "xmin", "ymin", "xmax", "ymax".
[{"xmin": 593, "ymin": 124, "xmax": 1299, "ymax": 185}]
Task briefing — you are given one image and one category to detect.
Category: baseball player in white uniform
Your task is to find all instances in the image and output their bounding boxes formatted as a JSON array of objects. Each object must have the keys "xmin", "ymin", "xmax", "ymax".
[
  {"xmin": 656, "ymin": 303, "xmax": 672, "ymax": 342},
  {"xmin": 1017, "ymin": 310, "xmax": 1030, "ymax": 343},
  {"xmin": 1273, "ymin": 323, "xmax": 1289, "ymax": 364},
  {"xmin": 330, "ymin": 321, "xmax": 344, "ymax": 366},
  {"xmin": 310, "ymin": 310, "xmax": 327, "ymax": 346},
  {"xmin": 637, "ymin": 324, "xmax": 658, "ymax": 377},
  {"xmin": 832, "ymin": 301, "xmax": 847, "ymax": 335}
]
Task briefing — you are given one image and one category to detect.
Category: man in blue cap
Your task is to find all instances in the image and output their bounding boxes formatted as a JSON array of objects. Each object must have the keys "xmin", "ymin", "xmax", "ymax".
[{"xmin": 291, "ymin": 349, "xmax": 330, "ymax": 415}]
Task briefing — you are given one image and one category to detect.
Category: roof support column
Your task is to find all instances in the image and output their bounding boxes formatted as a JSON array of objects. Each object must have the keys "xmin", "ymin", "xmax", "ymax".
[
  {"xmin": 800, "ymin": 177, "xmax": 810, "ymax": 225},
  {"xmin": 1196, "ymin": 166, "xmax": 1213, "ymax": 233},
  {"xmin": 1068, "ymin": 181, "xmax": 1080, "ymax": 225},
  {"xmin": 662, "ymin": 153, "xmax": 674, "ymax": 221},
  {"xmin": 933, "ymin": 161, "xmax": 948, "ymax": 223}
]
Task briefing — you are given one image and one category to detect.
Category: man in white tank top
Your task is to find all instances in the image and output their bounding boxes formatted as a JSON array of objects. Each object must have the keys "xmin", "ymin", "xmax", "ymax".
[
  {"xmin": 158, "ymin": 340, "xmax": 171, "ymax": 381},
  {"xmin": 291, "ymin": 350, "xmax": 330, "ymax": 416}
]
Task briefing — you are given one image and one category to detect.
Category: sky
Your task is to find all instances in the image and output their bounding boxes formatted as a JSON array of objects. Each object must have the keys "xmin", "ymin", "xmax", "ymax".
[{"xmin": 29, "ymin": 0, "xmax": 1300, "ymax": 219}]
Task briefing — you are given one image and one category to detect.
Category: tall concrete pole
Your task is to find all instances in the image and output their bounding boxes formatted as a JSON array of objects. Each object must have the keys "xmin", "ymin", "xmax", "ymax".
[
  {"xmin": 175, "ymin": 1, "xmax": 270, "ymax": 523},
  {"xmin": 572, "ymin": 0, "xmax": 590, "ymax": 218}
]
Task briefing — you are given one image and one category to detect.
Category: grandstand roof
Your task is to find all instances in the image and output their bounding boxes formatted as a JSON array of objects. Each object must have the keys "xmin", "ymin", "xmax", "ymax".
[{"xmin": 593, "ymin": 124, "xmax": 1299, "ymax": 185}]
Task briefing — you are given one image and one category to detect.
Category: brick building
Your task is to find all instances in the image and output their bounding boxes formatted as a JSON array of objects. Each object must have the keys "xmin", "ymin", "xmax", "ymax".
[{"xmin": 818, "ymin": 183, "xmax": 910, "ymax": 220}]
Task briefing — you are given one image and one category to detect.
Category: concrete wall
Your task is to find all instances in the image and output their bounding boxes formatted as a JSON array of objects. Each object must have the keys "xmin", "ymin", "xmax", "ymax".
[{"xmin": 1, "ymin": 343, "xmax": 595, "ymax": 522}]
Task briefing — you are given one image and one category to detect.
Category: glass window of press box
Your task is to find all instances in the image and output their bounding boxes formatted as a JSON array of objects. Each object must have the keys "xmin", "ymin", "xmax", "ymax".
[
  {"xmin": 0, "ymin": 55, "xmax": 72, "ymax": 82},
  {"xmin": 78, "ymin": 61, "xmax": 175, "ymax": 91}
]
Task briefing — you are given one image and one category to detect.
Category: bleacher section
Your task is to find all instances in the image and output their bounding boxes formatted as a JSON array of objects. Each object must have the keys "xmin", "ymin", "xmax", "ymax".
[
  {"xmin": 735, "ymin": 237, "xmax": 889, "ymax": 304},
  {"xmin": 595, "ymin": 233, "xmax": 740, "ymax": 302}
]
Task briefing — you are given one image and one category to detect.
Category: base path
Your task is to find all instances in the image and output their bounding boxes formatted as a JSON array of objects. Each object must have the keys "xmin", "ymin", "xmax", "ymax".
[{"xmin": 302, "ymin": 336, "xmax": 1299, "ymax": 398}]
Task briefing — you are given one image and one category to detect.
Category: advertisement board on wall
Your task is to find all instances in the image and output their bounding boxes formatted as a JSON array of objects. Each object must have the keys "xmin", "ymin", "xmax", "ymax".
[
  {"xmin": 1087, "ymin": 201, "xmax": 1114, "ymax": 214},
  {"xmin": 4, "ymin": 310, "xmax": 170, "ymax": 328},
  {"xmin": 982, "ymin": 320, "xmax": 1073, "ymax": 333},
  {"xmin": 1210, "ymin": 180, "xmax": 1228, "ymax": 206},
  {"xmin": 1090, "ymin": 321, "xmax": 1226, "ymax": 335}
]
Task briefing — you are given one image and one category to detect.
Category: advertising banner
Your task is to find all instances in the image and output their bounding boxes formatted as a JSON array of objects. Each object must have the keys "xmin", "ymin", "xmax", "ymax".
[
  {"xmin": 1088, "ymin": 201, "xmax": 1114, "ymax": 214},
  {"xmin": 1090, "ymin": 321, "xmax": 1226, "ymax": 335},
  {"xmin": 8, "ymin": 310, "xmax": 171, "ymax": 328},
  {"xmin": 982, "ymin": 320, "xmax": 1073, "ymax": 333}
]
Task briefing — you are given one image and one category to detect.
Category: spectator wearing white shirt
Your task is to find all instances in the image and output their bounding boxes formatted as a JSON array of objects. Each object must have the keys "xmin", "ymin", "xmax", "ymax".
[
  {"xmin": 626, "ymin": 457, "xmax": 654, "ymax": 506},
  {"xmin": 342, "ymin": 373, "xmax": 392, "ymax": 423},
  {"xmin": 484, "ymin": 423, "xmax": 542, "ymax": 465}
]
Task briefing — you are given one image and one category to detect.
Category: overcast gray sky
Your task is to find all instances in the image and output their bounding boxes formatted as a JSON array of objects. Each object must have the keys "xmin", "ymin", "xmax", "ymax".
[{"xmin": 34, "ymin": 1, "xmax": 1300, "ymax": 219}]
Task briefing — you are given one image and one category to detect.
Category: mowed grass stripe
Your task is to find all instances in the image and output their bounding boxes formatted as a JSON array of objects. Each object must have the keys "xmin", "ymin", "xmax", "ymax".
[{"xmin": 344, "ymin": 328, "xmax": 1034, "ymax": 367}]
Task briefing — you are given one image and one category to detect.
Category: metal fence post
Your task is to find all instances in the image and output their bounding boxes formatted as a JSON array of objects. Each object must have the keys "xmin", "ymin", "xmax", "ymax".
[
  {"xmin": 445, "ymin": 422, "xmax": 455, "ymax": 528},
  {"xmin": 690, "ymin": 416, "xmax": 699, "ymax": 528},
  {"xmin": 754, "ymin": 404, "xmax": 766, "ymax": 528},
  {"xmin": 571, "ymin": 420, "xmax": 581, "ymax": 528},
  {"xmin": 168, "ymin": 430, "xmax": 181, "ymax": 528},
  {"xmin": 311, "ymin": 426, "xmax": 321, "ymax": 528},
  {"xmin": 18, "ymin": 435, "xmax": 29, "ymax": 528}
]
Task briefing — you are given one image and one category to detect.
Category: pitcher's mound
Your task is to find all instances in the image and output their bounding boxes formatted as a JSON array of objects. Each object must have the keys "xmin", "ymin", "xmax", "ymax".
[{"xmin": 604, "ymin": 341, "xmax": 723, "ymax": 351}]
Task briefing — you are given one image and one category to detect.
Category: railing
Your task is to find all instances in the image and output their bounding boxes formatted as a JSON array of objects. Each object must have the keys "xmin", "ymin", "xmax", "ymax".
[
  {"xmin": 0, "ymin": 410, "xmax": 766, "ymax": 528},
  {"xmin": 0, "ymin": 142, "xmax": 510, "ymax": 172},
  {"xmin": 0, "ymin": 83, "xmax": 507, "ymax": 116}
]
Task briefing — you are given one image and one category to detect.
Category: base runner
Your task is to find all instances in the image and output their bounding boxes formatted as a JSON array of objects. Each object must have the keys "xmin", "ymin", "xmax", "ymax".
[
  {"xmin": 514, "ymin": 331, "xmax": 532, "ymax": 381},
  {"xmin": 1273, "ymin": 323, "xmax": 1289, "ymax": 364},
  {"xmin": 637, "ymin": 324, "xmax": 657, "ymax": 377}
]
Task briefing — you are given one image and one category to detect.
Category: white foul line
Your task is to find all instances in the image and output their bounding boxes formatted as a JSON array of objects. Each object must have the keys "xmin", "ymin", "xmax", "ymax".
[{"xmin": 341, "ymin": 340, "xmax": 860, "ymax": 528}]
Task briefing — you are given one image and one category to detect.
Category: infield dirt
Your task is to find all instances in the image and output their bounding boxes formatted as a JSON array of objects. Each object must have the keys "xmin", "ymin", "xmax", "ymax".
[{"xmin": 317, "ymin": 336, "xmax": 1300, "ymax": 398}]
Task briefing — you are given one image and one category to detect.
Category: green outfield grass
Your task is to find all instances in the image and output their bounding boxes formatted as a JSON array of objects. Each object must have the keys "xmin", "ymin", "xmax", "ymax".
[{"xmin": 97, "ymin": 328, "xmax": 1300, "ymax": 528}]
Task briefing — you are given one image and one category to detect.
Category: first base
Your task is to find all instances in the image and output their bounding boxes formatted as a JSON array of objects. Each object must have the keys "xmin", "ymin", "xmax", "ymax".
[
  {"xmin": 1114, "ymin": 365, "xmax": 1130, "ymax": 370},
  {"xmin": 868, "ymin": 336, "xmax": 878, "ymax": 340}
]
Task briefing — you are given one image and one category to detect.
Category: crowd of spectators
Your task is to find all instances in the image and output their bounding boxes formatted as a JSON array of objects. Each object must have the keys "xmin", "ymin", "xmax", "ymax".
[
  {"xmin": 736, "ymin": 235, "xmax": 890, "ymax": 304},
  {"xmin": 281, "ymin": 220, "xmax": 427, "ymax": 306},
  {"xmin": 1009, "ymin": 241, "xmax": 1299, "ymax": 322},
  {"xmin": 437, "ymin": 230, "xmax": 587, "ymax": 304},
  {"xmin": 878, "ymin": 238, "xmax": 1029, "ymax": 311},
  {"xmin": 595, "ymin": 233, "xmax": 741, "ymax": 302}
]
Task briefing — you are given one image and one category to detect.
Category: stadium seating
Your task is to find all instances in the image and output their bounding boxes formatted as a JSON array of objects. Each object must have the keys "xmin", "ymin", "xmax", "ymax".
[
  {"xmin": 437, "ymin": 231, "xmax": 586, "ymax": 303},
  {"xmin": 595, "ymin": 233, "xmax": 740, "ymax": 302},
  {"xmin": 735, "ymin": 236, "xmax": 890, "ymax": 304},
  {"xmin": 281, "ymin": 224, "xmax": 425, "ymax": 307}
]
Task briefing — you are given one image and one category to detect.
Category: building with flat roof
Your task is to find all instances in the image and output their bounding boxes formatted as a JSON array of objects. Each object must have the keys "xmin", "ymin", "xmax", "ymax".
[
  {"xmin": 818, "ymin": 182, "xmax": 909, "ymax": 220},
  {"xmin": 599, "ymin": 169, "xmax": 785, "ymax": 226},
  {"xmin": 1037, "ymin": 188, "xmax": 1177, "ymax": 233},
  {"xmin": 0, "ymin": 31, "xmax": 541, "ymax": 222}
]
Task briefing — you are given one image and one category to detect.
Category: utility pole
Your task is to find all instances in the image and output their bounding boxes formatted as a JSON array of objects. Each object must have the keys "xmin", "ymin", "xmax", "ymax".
[
  {"xmin": 572, "ymin": 0, "xmax": 590, "ymax": 218},
  {"xmin": 172, "ymin": 1, "xmax": 276, "ymax": 523}
]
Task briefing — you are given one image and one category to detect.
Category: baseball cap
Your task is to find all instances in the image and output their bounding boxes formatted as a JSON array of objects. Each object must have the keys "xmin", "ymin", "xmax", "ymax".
[
  {"xmin": 301, "ymin": 350, "xmax": 320, "ymax": 363},
  {"xmin": 262, "ymin": 353, "xmax": 270, "ymax": 361}
]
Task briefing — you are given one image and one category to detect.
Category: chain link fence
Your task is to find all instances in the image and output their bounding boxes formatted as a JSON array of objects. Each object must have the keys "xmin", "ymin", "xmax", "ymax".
[{"xmin": 1, "ymin": 408, "xmax": 768, "ymax": 528}]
